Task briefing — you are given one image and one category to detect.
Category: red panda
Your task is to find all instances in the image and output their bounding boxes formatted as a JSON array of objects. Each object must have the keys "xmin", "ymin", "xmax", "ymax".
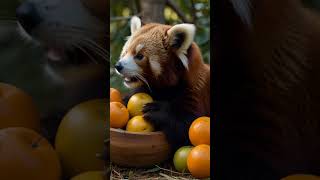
[
  {"xmin": 115, "ymin": 16, "xmax": 210, "ymax": 151},
  {"xmin": 213, "ymin": 0, "xmax": 320, "ymax": 179}
]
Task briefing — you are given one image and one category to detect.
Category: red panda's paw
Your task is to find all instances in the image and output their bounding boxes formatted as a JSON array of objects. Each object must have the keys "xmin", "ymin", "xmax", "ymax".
[
  {"xmin": 143, "ymin": 101, "xmax": 194, "ymax": 151},
  {"xmin": 142, "ymin": 101, "xmax": 171, "ymax": 129}
]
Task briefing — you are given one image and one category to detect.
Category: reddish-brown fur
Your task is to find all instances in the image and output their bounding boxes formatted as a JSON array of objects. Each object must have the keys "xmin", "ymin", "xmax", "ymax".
[
  {"xmin": 214, "ymin": 0, "xmax": 320, "ymax": 179},
  {"xmin": 182, "ymin": 43, "xmax": 210, "ymax": 116},
  {"xmin": 122, "ymin": 22, "xmax": 210, "ymax": 150},
  {"xmin": 123, "ymin": 23, "xmax": 210, "ymax": 115}
]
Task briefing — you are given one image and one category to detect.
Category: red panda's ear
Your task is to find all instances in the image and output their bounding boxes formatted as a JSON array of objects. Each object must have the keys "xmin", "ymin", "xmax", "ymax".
[
  {"xmin": 130, "ymin": 16, "xmax": 142, "ymax": 35},
  {"xmin": 167, "ymin": 24, "xmax": 195, "ymax": 70}
]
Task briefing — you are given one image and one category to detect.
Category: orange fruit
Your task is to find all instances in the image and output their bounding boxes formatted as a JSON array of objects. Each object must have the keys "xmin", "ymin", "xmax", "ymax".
[
  {"xmin": 0, "ymin": 82, "xmax": 40, "ymax": 131},
  {"xmin": 189, "ymin": 116, "xmax": 210, "ymax": 146},
  {"xmin": 187, "ymin": 144, "xmax": 210, "ymax": 178},
  {"xmin": 0, "ymin": 127, "xmax": 61, "ymax": 180},
  {"xmin": 110, "ymin": 88, "xmax": 122, "ymax": 103},
  {"xmin": 281, "ymin": 174, "xmax": 320, "ymax": 180},
  {"xmin": 127, "ymin": 93, "xmax": 153, "ymax": 117},
  {"xmin": 55, "ymin": 99, "xmax": 106, "ymax": 178},
  {"xmin": 126, "ymin": 115, "xmax": 154, "ymax": 132},
  {"xmin": 110, "ymin": 102, "xmax": 129, "ymax": 128}
]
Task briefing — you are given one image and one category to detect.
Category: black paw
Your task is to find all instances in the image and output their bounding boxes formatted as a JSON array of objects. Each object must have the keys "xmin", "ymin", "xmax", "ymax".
[
  {"xmin": 142, "ymin": 101, "xmax": 171, "ymax": 128},
  {"xmin": 122, "ymin": 95, "xmax": 130, "ymax": 106},
  {"xmin": 143, "ymin": 101, "xmax": 193, "ymax": 152}
]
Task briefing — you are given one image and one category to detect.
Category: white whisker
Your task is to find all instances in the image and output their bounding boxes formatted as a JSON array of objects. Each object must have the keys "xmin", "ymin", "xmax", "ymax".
[
  {"xmin": 79, "ymin": 39, "xmax": 109, "ymax": 61},
  {"xmin": 71, "ymin": 43, "xmax": 98, "ymax": 64},
  {"xmin": 15, "ymin": 22, "xmax": 37, "ymax": 44},
  {"xmin": 135, "ymin": 74, "xmax": 152, "ymax": 92},
  {"xmin": 43, "ymin": 30, "xmax": 109, "ymax": 62},
  {"xmin": 82, "ymin": 38, "xmax": 108, "ymax": 54}
]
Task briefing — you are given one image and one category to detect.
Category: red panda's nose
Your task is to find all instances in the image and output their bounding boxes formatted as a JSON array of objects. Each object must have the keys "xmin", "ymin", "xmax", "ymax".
[{"xmin": 115, "ymin": 62, "xmax": 123, "ymax": 72}]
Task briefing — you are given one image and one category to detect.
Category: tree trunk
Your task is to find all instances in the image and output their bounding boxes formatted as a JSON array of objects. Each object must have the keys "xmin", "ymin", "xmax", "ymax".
[{"xmin": 139, "ymin": 0, "xmax": 165, "ymax": 23}]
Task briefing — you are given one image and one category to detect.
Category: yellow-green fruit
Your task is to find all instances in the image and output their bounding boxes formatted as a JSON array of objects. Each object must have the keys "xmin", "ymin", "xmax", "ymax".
[
  {"xmin": 126, "ymin": 115, "xmax": 154, "ymax": 132},
  {"xmin": 71, "ymin": 171, "xmax": 104, "ymax": 180},
  {"xmin": 55, "ymin": 99, "xmax": 107, "ymax": 178},
  {"xmin": 173, "ymin": 146, "xmax": 193, "ymax": 173},
  {"xmin": 127, "ymin": 93, "xmax": 153, "ymax": 117}
]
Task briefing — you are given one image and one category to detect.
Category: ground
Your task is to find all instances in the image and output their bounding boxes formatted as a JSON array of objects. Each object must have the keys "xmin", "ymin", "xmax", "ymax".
[{"xmin": 109, "ymin": 162, "xmax": 210, "ymax": 180}]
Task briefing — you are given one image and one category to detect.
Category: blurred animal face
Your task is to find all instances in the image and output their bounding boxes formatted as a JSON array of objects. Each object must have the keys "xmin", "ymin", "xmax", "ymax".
[
  {"xmin": 16, "ymin": 0, "xmax": 107, "ymax": 63},
  {"xmin": 9, "ymin": 0, "xmax": 108, "ymax": 118}
]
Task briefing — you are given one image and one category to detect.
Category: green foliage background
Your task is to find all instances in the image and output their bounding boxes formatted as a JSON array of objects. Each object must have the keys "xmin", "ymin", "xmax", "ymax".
[{"xmin": 110, "ymin": 0, "xmax": 210, "ymax": 94}]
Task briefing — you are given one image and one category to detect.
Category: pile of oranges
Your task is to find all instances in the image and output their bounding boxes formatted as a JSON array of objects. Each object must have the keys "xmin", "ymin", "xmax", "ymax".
[
  {"xmin": 110, "ymin": 88, "xmax": 154, "ymax": 132},
  {"xmin": 0, "ymin": 83, "xmax": 61, "ymax": 180},
  {"xmin": 0, "ymin": 82, "xmax": 106, "ymax": 180},
  {"xmin": 173, "ymin": 116, "xmax": 210, "ymax": 179},
  {"xmin": 110, "ymin": 87, "xmax": 210, "ymax": 179}
]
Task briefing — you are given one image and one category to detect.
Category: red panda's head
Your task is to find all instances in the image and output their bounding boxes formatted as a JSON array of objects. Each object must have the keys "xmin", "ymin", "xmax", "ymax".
[{"xmin": 115, "ymin": 16, "xmax": 196, "ymax": 89}]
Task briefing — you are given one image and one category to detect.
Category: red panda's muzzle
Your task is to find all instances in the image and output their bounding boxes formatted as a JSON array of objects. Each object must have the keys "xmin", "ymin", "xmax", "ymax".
[{"xmin": 115, "ymin": 54, "xmax": 146, "ymax": 88}]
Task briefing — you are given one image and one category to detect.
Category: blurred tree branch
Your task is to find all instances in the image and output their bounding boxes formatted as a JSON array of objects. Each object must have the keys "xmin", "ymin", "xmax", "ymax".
[
  {"xmin": 139, "ymin": 0, "xmax": 165, "ymax": 23},
  {"xmin": 190, "ymin": 0, "xmax": 197, "ymax": 23},
  {"xmin": 132, "ymin": 0, "xmax": 140, "ymax": 14},
  {"xmin": 110, "ymin": 13, "xmax": 141, "ymax": 22},
  {"xmin": 110, "ymin": 0, "xmax": 197, "ymax": 24},
  {"xmin": 166, "ymin": 0, "xmax": 192, "ymax": 23}
]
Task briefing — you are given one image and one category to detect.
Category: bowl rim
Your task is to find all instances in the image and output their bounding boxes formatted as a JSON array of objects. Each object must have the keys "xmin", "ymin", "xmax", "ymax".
[{"xmin": 110, "ymin": 127, "xmax": 164, "ymax": 136}]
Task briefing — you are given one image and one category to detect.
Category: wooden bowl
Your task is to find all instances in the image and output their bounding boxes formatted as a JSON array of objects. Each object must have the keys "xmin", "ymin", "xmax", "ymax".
[{"xmin": 110, "ymin": 128, "xmax": 170, "ymax": 167}]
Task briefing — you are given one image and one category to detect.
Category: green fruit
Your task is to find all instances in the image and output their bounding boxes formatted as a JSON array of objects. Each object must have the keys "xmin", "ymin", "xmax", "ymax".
[{"xmin": 173, "ymin": 146, "xmax": 193, "ymax": 173}]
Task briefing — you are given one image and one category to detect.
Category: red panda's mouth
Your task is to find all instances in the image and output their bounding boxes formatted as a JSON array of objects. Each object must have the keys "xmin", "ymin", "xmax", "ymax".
[
  {"xmin": 121, "ymin": 74, "xmax": 145, "ymax": 88},
  {"xmin": 124, "ymin": 77, "xmax": 139, "ymax": 83},
  {"xmin": 46, "ymin": 47, "xmax": 64, "ymax": 62},
  {"xmin": 45, "ymin": 45, "xmax": 99, "ymax": 65}
]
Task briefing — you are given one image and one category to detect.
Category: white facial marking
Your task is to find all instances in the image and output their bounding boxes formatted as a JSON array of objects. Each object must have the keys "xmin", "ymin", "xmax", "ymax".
[
  {"xmin": 135, "ymin": 44, "xmax": 144, "ymax": 54},
  {"xmin": 43, "ymin": 63, "xmax": 64, "ymax": 84},
  {"xmin": 17, "ymin": 22, "xmax": 35, "ymax": 43},
  {"xmin": 118, "ymin": 54, "xmax": 142, "ymax": 72},
  {"xmin": 149, "ymin": 55, "xmax": 162, "ymax": 77}
]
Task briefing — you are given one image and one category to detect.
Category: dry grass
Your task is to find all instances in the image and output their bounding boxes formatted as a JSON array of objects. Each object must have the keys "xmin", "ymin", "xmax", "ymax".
[{"xmin": 109, "ymin": 162, "xmax": 208, "ymax": 180}]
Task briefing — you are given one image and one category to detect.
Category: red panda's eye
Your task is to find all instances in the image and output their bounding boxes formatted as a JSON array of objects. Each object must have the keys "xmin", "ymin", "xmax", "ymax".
[{"xmin": 135, "ymin": 53, "xmax": 144, "ymax": 60}]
